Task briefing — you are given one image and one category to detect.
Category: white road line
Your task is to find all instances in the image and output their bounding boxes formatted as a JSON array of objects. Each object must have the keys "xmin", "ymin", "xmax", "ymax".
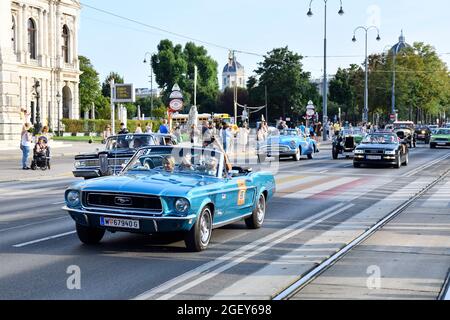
[
  {"xmin": 51, "ymin": 201, "xmax": 66, "ymax": 205},
  {"xmin": 12, "ymin": 231, "xmax": 76, "ymax": 248},
  {"xmin": 133, "ymin": 203, "xmax": 352, "ymax": 300}
]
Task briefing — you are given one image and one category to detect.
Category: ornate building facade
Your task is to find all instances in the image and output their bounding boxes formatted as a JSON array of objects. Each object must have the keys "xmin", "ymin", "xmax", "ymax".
[
  {"xmin": 222, "ymin": 52, "xmax": 246, "ymax": 91},
  {"xmin": 0, "ymin": 0, "xmax": 80, "ymax": 141}
]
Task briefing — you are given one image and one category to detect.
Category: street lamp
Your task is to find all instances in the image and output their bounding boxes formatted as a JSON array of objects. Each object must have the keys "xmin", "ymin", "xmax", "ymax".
[
  {"xmin": 352, "ymin": 25, "xmax": 381, "ymax": 124},
  {"xmin": 307, "ymin": 0, "xmax": 345, "ymax": 142},
  {"xmin": 32, "ymin": 80, "xmax": 42, "ymax": 134},
  {"xmin": 143, "ymin": 52, "xmax": 154, "ymax": 116},
  {"xmin": 56, "ymin": 91, "xmax": 61, "ymax": 136}
]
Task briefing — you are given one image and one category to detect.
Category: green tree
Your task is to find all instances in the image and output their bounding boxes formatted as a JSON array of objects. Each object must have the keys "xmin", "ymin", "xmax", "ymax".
[
  {"xmin": 79, "ymin": 56, "xmax": 102, "ymax": 114},
  {"xmin": 101, "ymin": 72, "xmax": 124, "ymax": 98},
  {"xmin": 247, "ymin": 47, "xmax": 319, "ymax": 121}
]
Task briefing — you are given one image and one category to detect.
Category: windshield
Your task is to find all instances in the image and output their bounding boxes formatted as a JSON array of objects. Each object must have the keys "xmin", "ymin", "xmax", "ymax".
[
  {"xmin": 106, "ymin": 135, "xmax": 157, "ymax": 151},
  {"xmin": 436, "ymin": 129, "xmax": 450, "ymax": 135},
  {"xmin": 362, "ymin": 134, "xmax": 399, "ymax": 144},
  {"xmin": 280, "ymin": 129, "xmax": 300, "ymax": 137},
  {"xmin": 342, "ymin": 129, "xmax": 362, "ymax": 136},
  {"xmin": 122, "ymin": 147, "xmax": 222, "ymax": 178},
  {"xmin": 394, "ymin": 123, "xmax": 414, "ymax": 130}
]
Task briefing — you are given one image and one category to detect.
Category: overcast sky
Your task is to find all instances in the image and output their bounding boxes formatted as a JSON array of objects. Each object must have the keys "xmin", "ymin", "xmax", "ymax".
[{"xmin": 79, "ymin": 0, "xmax": 450, "ymax": 88}]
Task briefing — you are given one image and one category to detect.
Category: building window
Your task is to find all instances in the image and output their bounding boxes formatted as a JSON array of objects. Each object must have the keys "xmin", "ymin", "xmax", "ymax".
[
  {"xmin": 11, "ymin": 16, "xmax": 16, "ymax": 53},
  {"xmin": 28, "ymin": 18, "xmax": 37, "ymax": 60},
  {"xmin": 62, "ymin": 25, "xmax": 70, "ymax": 63}
]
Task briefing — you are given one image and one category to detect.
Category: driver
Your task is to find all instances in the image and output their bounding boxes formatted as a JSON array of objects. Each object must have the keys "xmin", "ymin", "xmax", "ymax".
[
  {"xmin": 179, "ymin": 155, "xmax": 194, "ymax": 171},
  {"xmin": 133, "ymin": 138, "xmax": 143, "ymax": 149},
  {"xmin": 162, "ymin": 156, "xmax": 175, "ymax": 173},
  {"xmin": 204, "ymin": 157, "xmax": 218, "ymax": 176}
]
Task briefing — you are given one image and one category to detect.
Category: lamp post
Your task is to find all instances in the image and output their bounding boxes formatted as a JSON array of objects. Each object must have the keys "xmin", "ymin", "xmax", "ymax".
[
  {"xmin": 307, "ymin": 0, "xmax": 344, "ymax": 142},
  {"xmin": 56, "ymin": 91, "xmax": 61, "ymax": 136},
  {"xmin": 352, "ymin": 25, "xmax": 381, "ymax": 124},
  {"xmin": 33, "ymin": 80, "xmax": 42, "ymax": 134},
  {"xmin": 143, "ymin": 52, "xmax": 154, "ymax": 116}
]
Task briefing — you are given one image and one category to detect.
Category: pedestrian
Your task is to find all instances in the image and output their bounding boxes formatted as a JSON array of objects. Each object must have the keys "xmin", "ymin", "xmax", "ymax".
[
  {"xmin": 309, "ymin": 123, "xmax": 316, "ymax": 141},
  {"xmin": 118, "ymin": 123, "xmax": 129, "ymax": 135},
  {"xmin": 20, "ymin": 123, "xmax": 33, "ymax": 170},
  {"xmin": 298, "ymin": 122, "xmax": 306, "ymax": 134},
  {"xmin": 238, "ymin": 123, "xmax": 250, "ymax": 152},
  {"xmin": 145, "ymin": 122, "xmax": 153, "ymax": 133},
  {"xmin": 159, "ymin": 119, "xmax": 169, "ymax": 134},
  {"xmin": 135, "ymin": 123, "xmax": 143, "ymax": 134},
  {"xmin": 220, "ymin": 122, "xmax": 232, "ymax": 153},
  {"xmin": 102, "ymin": 125, "xmax": 112, "ymax": 143}
]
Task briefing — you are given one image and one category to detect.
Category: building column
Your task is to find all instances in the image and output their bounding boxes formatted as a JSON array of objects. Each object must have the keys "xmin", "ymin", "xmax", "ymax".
[
  {"xmin": 22, "ymin": 4, "xmax": 27, "ymax": 64},
  {"xmin": 38, "ymin": 8, "xmax": 44, "ymax": 65},
  {"xmin": 43, "ymin": 9, "xmax": 48, "ymax": 66},
  {"xmin": 16, "ymin": 5, "xmax": 23, "ymax": 62},
  {"xmin": 55, "ymin": 4, "xmax": 61, "ymax": 69}
]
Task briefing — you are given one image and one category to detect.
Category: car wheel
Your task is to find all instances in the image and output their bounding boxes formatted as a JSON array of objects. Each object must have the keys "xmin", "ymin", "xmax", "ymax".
[
  {"xmin": 307, "ymin": 148, "xmax": 314, "ymax": 160},
  {"xmin": 293, "ymin": 148, "xmax": 301, "ymax": 161},
  {"xmin": 332, "ymin": 148, "xmax": 339, "ymax": 160},
  {"xmin": 353, "ymin": 162, "xmax": 361, "ymax": 168},
  {"xmin": 395, "ymin": 156, "xmax": 402, "ymax": 169},
  {"xmin": 185, "ymin": 206, "xmax": 213, "ymax": 252},
  {"xmin": 245, "ymin": 193, "xmax": 266, "ymax": 229},
  {"xmin": 76, "ymin": 224, "xmax": 105, "ymax": 245},
  {"xmin": 403, "ymin": 154, "xmax": 409, "ymax": 166},
  {"xmin": 430, "ymin": 144, "xmax": 436, "ymax": 149}
]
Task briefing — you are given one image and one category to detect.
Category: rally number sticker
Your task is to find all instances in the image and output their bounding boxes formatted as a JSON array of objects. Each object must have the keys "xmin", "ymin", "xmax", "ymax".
[{"xmin": 237, "ymin": 180, "xmax": 247, "ymax": 206}]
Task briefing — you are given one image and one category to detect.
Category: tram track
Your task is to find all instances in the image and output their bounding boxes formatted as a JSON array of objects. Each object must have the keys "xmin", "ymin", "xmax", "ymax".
[{"xmin": 273, "ymin": 167, "xmax": 450, "ymax": 300}]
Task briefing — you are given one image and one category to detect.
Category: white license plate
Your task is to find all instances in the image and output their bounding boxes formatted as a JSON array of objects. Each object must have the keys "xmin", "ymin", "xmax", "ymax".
[
  {"xmin": 438, "ymin": 143, "xmax": 447, "ymax": 146},
  {"xmin": 366, "ymin": 155, "xmax": 382, "ymax": 160},
  {"xmin": 100, "ymin": 217, "xmax": 140, "ymax": 229}
]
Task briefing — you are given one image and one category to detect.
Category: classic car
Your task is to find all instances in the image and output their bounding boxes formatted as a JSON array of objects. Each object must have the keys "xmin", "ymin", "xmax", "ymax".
[
  {"xmin": 392, "ymin": 121, "xmax": 416, "ymax": 148},
  {"xmin": 353, "ymin": 132, "xmax": 409, "ymax": 169},
  {"xmin": 430, "ymin": 128, "xmax": 450, "ymax": 148},
  {"xmin": 332, "ymin": 128, "xmax": 365, "ymax": 159},
  {"xmin": 257, "ymin": 129, "xmax": 319, "ymax": 162},
  {"xmin": 73, "ymin": 133, "xmax": 177, "ymax": 179},
  {"xmin": 414, "ymin": 125, "xmax": 431, "ymax": 144},
  {"xmin": 63, "ymin": 146, "xmax": 276, "ymax": 252}
]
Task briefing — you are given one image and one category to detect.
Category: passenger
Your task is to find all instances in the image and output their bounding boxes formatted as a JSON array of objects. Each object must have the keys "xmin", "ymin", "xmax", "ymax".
[
  {"xmin": 162, "ymin": 156, "xmax": 176, "ymax": 173},
  {"xmin": 180, "ymin": 155, "xmax": 194, "ymax": 171},
  {"xmin": 204, "ymin": 157, "xmax": 218, "ymax": 176}
]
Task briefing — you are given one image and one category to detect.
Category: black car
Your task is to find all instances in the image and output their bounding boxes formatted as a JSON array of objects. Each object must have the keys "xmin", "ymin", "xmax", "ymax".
[
  {"xmin": 353, "ymin": 132, "xmax": 409, "ymax": 169},
  {"xmin": 73, "ymin": 133, "xmax": 177, "ymax": 179},
  {"xmin": 415, "ymin": 126, "xmax": 431, "ymax": 144}
]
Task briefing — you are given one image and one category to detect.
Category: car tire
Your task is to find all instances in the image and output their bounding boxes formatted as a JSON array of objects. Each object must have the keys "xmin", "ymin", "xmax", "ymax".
[
  {"xmin": 332, "ymin": 147, "xmax": 339, "ymax": 160},
  {"xmin": 403, "ymin": 154, "xmax": 409, "ymax": 166},
  {"xmin": 395, "ymin": 156, "xmax": 402, "ymax": 169},
  {"xmin": 293, "ymin": 148, "xmax": 301, "ymax": 161},
  {"xmin": 245, "ymin": 193, "xmax": 266, "ymax": 230},
  {"xmin": 76, "ymin": 224, "xmax": 105, "ymax": 245},
  {"xmin": 353, "ymin": 162, "xmax": 361, "ymax": 168},
  {"xmin": 185, "ymin": 206, "xmax": 213, "ymax": 252},
  {"xmin": 307, "ymin": 148, "xmax": 314, "ymax": 160},
  {"xmin": 430, "ymin": 144, "xmax": 436, "ymax": 149}
]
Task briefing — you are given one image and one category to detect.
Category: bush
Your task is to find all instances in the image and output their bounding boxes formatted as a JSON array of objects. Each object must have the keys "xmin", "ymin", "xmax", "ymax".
[{"xmin": 61, "ymin": 119, "xmax": 163, "ymax": 134}]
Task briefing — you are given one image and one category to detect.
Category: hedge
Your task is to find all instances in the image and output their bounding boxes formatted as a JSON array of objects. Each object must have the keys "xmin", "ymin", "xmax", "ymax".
[{"xmin": 61, "ymin": 119, "xmax": 163, "ymax": 135}]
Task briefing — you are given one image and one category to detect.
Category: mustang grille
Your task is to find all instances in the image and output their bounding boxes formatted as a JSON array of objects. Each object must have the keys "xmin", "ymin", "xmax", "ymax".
[{"xmin": 84, "ymin": 192, "xmax": 163, "ymax": 212}]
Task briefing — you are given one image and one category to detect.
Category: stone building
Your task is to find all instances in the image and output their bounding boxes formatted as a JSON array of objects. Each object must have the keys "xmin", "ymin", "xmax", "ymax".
[
  {"xmin": 222, "ymin": 52, "xmax": 246, "ymax": 91},
  {"xmin": 0, "ymin": 0, "xmax": 81, "ymax": 142}
]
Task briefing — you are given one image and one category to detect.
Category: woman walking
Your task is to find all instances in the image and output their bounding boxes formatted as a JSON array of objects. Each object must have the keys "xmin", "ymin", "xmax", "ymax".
[{"xmin": 20, "ymin": 123, "xmax": 33, "ymax": 170}]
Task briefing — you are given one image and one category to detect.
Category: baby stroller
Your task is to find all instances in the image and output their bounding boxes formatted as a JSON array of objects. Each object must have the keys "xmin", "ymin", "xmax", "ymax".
[{"xmin": 31, "ymin": 137, "xmax": 51, "ymax": 171}]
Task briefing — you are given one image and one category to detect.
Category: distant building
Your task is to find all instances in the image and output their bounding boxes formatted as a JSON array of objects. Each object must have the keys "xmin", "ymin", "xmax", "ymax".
[
  {"xmin": 0, "ymin": 0, "xmax": 81, "ymax": 141},
  {"xmin": 390, "ymin": 30, "xmax": 411, "ymax": 54},
  {"xmin": 222, "ymin": 52, "xmax": 245, "ymax": 91},
  {"xmin": 135, "ymin": 88, "xmax": 160, "ymax": 99},
  {"xmin": 311, "ymin": 78, "xmax": 329, "ymax": 97}
]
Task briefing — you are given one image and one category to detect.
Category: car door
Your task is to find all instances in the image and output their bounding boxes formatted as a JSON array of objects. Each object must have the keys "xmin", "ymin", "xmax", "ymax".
[{"xmin": 219, "ymin": 175, "xmax": 257, "ymax": 222}]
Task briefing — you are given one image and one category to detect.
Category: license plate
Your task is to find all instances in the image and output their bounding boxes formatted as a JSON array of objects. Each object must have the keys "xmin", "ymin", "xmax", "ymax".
[
  {"xmin": 100, "ymin": 217, "xmax": 140, "ymax": 229},
  {"xmin": 437, "ymin": 143, "xmax": 447, "ymax": 146},
  {"xmin": 418, "ymin": 135, "xmax": 425, "ymax": 138},
  {"xmin": 366, "ymin": 155, "xmax": 382, "ymax": 160}
]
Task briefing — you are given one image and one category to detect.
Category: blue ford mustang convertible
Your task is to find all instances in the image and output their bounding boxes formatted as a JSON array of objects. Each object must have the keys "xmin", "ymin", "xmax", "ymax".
[
  {"xmin": 63, "ymin": 146, "xmax": 276, "ymax": 252},
  {"xmin": 257, "ymin": 129, "xmax": 319, "ymax": 162}
]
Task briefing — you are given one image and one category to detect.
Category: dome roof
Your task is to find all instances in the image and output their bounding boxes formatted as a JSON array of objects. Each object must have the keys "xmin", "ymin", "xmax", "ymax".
[
  {"xmin": 391, "ymin": 30, "xmax": 411, "ymax": 54},
  {"xmin": 223, "ymin": 58, "xmax": 244, "ymax": 74}
]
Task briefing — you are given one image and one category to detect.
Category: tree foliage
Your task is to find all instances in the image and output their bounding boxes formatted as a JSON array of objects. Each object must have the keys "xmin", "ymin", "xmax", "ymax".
[{"xmin": 79, "ymin": 56, "xmax": 102, "ymax": 114}]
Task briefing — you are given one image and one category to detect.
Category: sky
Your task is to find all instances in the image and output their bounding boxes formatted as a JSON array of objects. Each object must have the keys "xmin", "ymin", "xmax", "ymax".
[{"xmin": 78, "ymin": 0, "xmax": 450, "ymax": 89}]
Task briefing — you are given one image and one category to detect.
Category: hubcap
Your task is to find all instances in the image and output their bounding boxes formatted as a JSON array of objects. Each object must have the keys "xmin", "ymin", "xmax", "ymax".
[
  {"xmin": 200, "ymin": 209, "xmax": 212, "ymax": 245},
  {"xmin": 256, "ymin": 196, "xmax": 265, "ymax": 223}
]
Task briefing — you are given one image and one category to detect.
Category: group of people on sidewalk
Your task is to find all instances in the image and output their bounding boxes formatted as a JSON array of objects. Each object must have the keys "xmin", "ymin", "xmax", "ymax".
[{"xmin": 20, "ymin": 123, "xmax": 51, "ymax": 170}]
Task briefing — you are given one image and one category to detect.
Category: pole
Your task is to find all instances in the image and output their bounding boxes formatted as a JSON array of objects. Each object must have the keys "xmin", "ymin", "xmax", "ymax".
[
  {"xmin": 391, "ymin": 50, "xmax": 397, "ymax": 116},
  {"xmin": 194, "ymin": 65, "xmax": 198, "ymax": 107},
  {"xmin": 110, "ymin": 79, "xmax": 115, "ymax": 134},
  {"xmin": 265, "ymin": 85, "xmax": 268, "ymax": 122},
  {"xmin": 150, "ymin": 61, "xmax": 154, "ymax": 114},
  {"xmin": 322, "ymin": 1, "xmax": 328, "ymax": 142},
  {"xmin": 57, "ymin": 97, "xmax": 60, "ymax": 136},
  {"xmin": 364, "ymin": 31, "xmax": 369, "ymax": 123}
]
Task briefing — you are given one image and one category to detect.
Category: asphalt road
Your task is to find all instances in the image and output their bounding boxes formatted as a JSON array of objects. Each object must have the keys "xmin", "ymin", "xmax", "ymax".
[{"xmin": 0, "ymin": 143, "xmax": 449, "ymax": 300}]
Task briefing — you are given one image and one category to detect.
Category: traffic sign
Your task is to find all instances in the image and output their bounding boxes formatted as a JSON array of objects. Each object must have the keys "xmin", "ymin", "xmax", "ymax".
[{"xmin": 169, "ymin": 99, "xmax": 183, "ymax": 111}]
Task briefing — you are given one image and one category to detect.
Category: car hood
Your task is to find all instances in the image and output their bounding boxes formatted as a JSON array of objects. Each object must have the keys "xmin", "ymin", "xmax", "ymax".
[
  {"xmin": 357, "ymin": 143, "xmax": 397, "ymax": 150},
  {"xmin": 75, "ymin": 149, "xmax": 137, "ymax": 160},
  {"xmin": 265, "ymin": 136, "xmax": 305, "ymax": 145},
  {"xmin": 71, "ymin": 173, "xmax": 219, "ymax": 197},
  {"xmin": 432, "ymin": 134, "xmax": 450, "ymax": 139}
]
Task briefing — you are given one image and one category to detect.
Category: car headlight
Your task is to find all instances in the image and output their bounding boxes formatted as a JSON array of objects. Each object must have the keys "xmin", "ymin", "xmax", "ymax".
[
  {"xmin": 355, "ymin": 150, "xmax": 364, "ymax": 154},
  {"xmin": 175, "ymin": 198, "xmax": 190, "ymax": 214},
  {"xmin": 421, "ymin": 131, "xmax": 426, "ymax": 134},
  {"xmin": 66, "ymin": 191, "xmax": 80, "ymax": 207},
  {"xmin": 75, "ymin": 161, "xmax": 85, "ymax": 168},
  {"xmin": 385, "ymin": 150, "xmax": 396, "ymax": 155},
  {"xmin": 290, "ymin": 141, "xmax": 297, "ymax": 149}
]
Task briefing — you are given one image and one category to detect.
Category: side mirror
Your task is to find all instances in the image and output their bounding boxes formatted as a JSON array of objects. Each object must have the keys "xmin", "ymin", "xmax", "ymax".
[{"xmin": 229, "ymin": 170, "xmax": 240, "ymax": 177}]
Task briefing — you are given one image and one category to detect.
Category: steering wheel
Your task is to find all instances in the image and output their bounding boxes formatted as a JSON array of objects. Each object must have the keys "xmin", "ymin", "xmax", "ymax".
[{"xmin": 144, "ymin": 158, "xmax": 156, "ymax": 169}]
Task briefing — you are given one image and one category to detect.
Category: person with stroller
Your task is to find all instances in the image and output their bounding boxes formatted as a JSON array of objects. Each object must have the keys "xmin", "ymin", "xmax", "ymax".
[{"xmin": 31, "ymin": 136, "xmax": 51, "ymax": 170}]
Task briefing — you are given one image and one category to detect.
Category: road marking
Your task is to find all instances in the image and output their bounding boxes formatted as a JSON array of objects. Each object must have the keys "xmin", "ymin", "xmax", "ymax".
[
  {"xmin": 133, "ymin": 203, "xmax": 352, "ymax": 300},
  {"xmin": 12, "ymin": 231, "xmax": 76, "ymax": 248},
  {"xmin": 51, "ymin": 201, "xmax": 66, "ymax": 205},
  {"xmin": 402, "ymin": 153, "xmax": 450, "ymax": 177},
  {"xmin": 0, "ymin": 216, "xmax": 68, "ymax": 233},
  {"xmin": 319, "ymin": 170, "xmax": 329, "ymax": 174}
]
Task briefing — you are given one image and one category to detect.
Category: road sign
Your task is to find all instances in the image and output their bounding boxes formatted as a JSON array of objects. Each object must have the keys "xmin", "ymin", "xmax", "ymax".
[
  {"xmin": 114, "ymin": 84, "xmax": 135, "ymax": 103},
  {"xmin": 169, "ymin": 99, "xmax": 183, "ymax": 111}
]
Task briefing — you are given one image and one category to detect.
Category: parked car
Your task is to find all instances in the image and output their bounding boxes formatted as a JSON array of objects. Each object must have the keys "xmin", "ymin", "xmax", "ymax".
[
  {"xmin": 430, "ymin": 128, "xmax": 450, "ymax": 148},
  {"xmin": 392, "ymin": 121, "xmax": 416, "ymax": 148},
  {"xmin": 415, "ymin": 125, "xmax": 432, "ymax": 144},
  {"xmin": 72, "ymin": 133, "xmax": 177, "ymax": 179},
  {"xmin": 64, "ymin": 146, "xmax": 276, "ymax": 252},
  {"xmin": 257, "ymin": 129, "xmax": 319, "ymax": 162},
  {"xmin": 354, "ymin": 132, "xmax": 409, "ymax": 169},
  {"xmin": 332, "ymin": 128, "xmax": 365, "ymax": 159}
]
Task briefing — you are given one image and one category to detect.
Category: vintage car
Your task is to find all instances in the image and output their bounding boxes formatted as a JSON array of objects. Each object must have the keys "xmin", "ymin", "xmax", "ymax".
[
  {"xmin": 63, "ymin": 146, "xmax": 276, "ymax": 252},
  {"xmin": 73, "ymin": 133, "xmax": 177, "ymax": 179},
  {"xmin": 353, "ymin": 132, "xmax": 409, "ymax": 169},
  {"xmin": 332, "ymin": 128, "xmax": 365, "ymax": 159},
  {"xmin": 257, "ymin": 129, "xmax": 319, "ymax": 162},
  {"xmin": 430, "ymin": 128, "xmax": 450, "ymax": 148},
  {"xmin": 414, "ymin": 125, "xmax": 432, "ymax": 144},
  {"xmin": 392, "ymin": 121, "xmax": 416, "ymax": 148}
]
